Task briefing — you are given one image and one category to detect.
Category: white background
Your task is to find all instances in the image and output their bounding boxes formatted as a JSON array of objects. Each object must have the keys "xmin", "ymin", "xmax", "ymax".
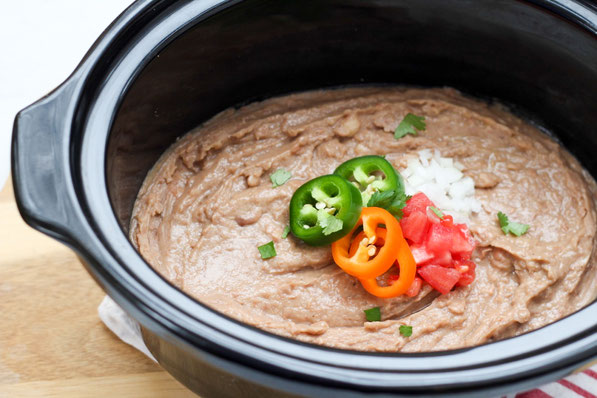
[{"xmin": 0, "ymin": 0, "xmax": 133, "ymax": 191}]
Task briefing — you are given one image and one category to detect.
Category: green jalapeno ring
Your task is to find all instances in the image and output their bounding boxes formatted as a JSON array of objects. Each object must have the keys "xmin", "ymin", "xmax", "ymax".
[
  {"xmin": 289, "ymin": 175, "xmax": 362, "ymax": 246},
  {"xmin": 333, "ymin": 155, "xmax": 404, "ymax": 205}
]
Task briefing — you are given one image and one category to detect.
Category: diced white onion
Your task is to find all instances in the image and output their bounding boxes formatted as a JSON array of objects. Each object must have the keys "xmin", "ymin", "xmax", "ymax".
[{"xmin": 400, "ymin": 150, "xmax": 480, "ymax": 223}]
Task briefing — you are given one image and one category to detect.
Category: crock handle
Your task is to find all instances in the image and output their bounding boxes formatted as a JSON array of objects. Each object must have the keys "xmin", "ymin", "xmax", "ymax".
[{"xmin": 11, "ymin": 80, "xmax": 83, "ymax": 243}]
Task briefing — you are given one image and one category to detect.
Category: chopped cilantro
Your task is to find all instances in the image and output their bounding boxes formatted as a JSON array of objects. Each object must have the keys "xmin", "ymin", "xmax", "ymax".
[
  {"xmin": 258, "ymin": 241, "xmax": 277, "ymax": 259},
  {"xmin": 281, "ymin": 225, "xmax": 291, "ymax": 239},
  {"xmin": 394, "ymin": 113, "xmax": 426, "ymax": 139},
  {"xmin": 367, "ymin": 190, "xmax": 396, "ymax": 208},
  {"xmin": 317, "ymin": 209, "xmax": 343, "ymax": 235},
  {"xmin": 429, "ymin": 206, "xmax": 444, "ymax": 220},
  {"xmin": 270, "ymin": 168, "xmax": 291, "ymax": 188},
  {"xmin": 497, "ymin": 211, "xmax": 529, "ymax": 237},
  {"xmin": 399, "ymin": 325, "xmax": 413, "ymax": 337},
  {"xmin": 364, "ymin": 306, "xmax": 381, "ymax": 322},
  {"xmin": 367, "ymin": 190, "xmax": 409, "ymax": 220}
]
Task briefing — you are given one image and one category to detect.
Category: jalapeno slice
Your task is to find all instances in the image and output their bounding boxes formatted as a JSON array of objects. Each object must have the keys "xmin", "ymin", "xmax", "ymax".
[
  {"xmin": 334, "ymin": 155, "xmax": 404, "ymax": 205},
  {"xmin": 289, "ymin": 175, "xmax": 362, "ymax": 246}
]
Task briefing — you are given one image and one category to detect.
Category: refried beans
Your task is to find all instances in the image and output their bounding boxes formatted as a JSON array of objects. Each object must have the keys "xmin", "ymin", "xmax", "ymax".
[{"xmin": 130, "ymin": 87, "xmax": 597, "ymax": 352}]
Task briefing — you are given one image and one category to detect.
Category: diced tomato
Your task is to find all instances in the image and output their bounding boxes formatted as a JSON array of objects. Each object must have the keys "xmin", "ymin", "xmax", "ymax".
[
  {"xmin": 432, "ymin": 250, "xmax": 452, "ymax": 266},
  {"xmin": 403, "ymin": 192, "xmax": 434, "ymax": 217},
  {"xmin": 418, "ymin": 265, "xmax": 461, "ymax": 295},
  {"xmin": 455, "ymin": 224, "xmax": 475, "ymax": 245},
  {"xmin": 409, "ymin": 243, "xmax": 434, "ymax": 265},
  {"xmin": 427, "ymin": 221, "xmax": 474, "ymax": 257},
  {"xmin": 455, "ymin": 260, "xmax": 476, "ymax": 287},
  {"xmin": 453, "ymin": 259, "xmax": 473, "ymax": 273},
  {"xmin": 400, "ymin": 211, "xmax": 429, "ymax": 244},
  {"xmin": 426, "ymin": 223, "xmax": 453, "ymax": 253},
  {"xmin": 453, "ymin": 251, "xmax": 472, "ymax": 262},
  {"xmin": 400, "ymin": 192, "xmax": 478, "ymax": 294},
  {"xmin": 451, "ymin": 228, "xmax": 475, "ymax": 255},
  {"xmin": 440, "ymin": 214, "xmax": 454, "ymax": 227},
  {"xmin": 405, "ymin": 277, "xmax": 423, "ymax": 297},
  {"xmin": 458, "ymin": 273, "xmax": 475, "ymax": 287},
  {"xmin": 426, "ymin": 207, "xmax": 441, "ymax": 224},
  {"xmin": 454, "ymin": 223, "xmax": 467, "ymax": 234}
]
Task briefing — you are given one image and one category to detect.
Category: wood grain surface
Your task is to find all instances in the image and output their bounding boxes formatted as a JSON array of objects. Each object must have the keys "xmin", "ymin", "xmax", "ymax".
[{"xmin": 0, "ymin": 179, "xmax": 196, "ymax": 397}]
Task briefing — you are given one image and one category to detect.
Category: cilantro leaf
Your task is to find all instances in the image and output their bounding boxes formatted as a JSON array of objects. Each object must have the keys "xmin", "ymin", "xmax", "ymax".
[
  {"xmin": 367, "ymin": 190, "xmax": 396, "ymax": 208},
  {"xmin": 281, "ymin": 225, "xmax": 290, "ymax": 239},
  {"xmin": 497, "ymin": 212, "xmax": 509, "ymax": 231},
  {"xmin": 394, "ymin": 113, "xmax": 426, "ymax": 139},
  {"xmin": 317, "ymin": 209, "xmax": 343, "ymax": 235},
  {"xmin": 257, "ymin": 241, "xmax": 277, "ymax": 259},
  {"xmin": 270, "ymin": 168, "xmax": 291, "ymax": 188},
  {"xmin": 497, "ymin": 211, "xmax": 529, "ymax": 237},
  {"xmin": 364, "ymin": 307, "xmax": 381, "ymax": 322},
  {"xmin": 399, "ymin": 325, "xmax": 413, "ymax": 337},
  {"xmin": 387, "ymin": 192, "xmax": 409, "ymax": 220},
  {"xmin": 429, "ymin": 206, "xmax": 444, "ymax": 220},
  {"xmin": 367, "ymin": 190, "xmax": 408, "ymax": 220}
]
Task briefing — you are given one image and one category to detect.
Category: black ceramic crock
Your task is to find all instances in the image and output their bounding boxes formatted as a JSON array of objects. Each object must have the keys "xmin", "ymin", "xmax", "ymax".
[{"xmin": 12, "ymin": 0, "xmax": 597, "ymax": 396}]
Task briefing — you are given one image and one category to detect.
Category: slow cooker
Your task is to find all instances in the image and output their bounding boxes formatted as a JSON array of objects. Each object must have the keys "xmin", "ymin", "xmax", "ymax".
[{"xmin": 12, "ymin": 0, "xmax": 597, "ymax": 396}]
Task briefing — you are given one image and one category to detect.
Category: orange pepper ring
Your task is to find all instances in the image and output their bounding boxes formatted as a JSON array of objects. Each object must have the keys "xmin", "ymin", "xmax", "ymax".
[
  {"xmin": 358, "ymin": 235, "xmax": 417, "ymax": 298},
  {"xmin": 331, "ymin": 207, "xmax": 402, "ymax": 279},
  {"xmin": 348, "ymin": 228, "xmax": 417, "ymax": 298},
  {"xmin": 348, "ymin": 228, "xmax": 386, "ymax": 257}
]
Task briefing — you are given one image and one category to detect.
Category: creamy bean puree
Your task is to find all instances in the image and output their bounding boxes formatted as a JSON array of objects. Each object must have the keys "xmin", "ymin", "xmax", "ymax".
[{"xmin": 130, "ymin": 87, "xmax": 597, "ymax": 352}]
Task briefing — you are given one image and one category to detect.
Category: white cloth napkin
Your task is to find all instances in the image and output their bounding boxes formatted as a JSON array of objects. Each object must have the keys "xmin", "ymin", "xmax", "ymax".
[
  {"xmin": 98, "ymin": 295, "xmax": 597, "ymax": 397},
  {"xmin": 98, "ymin": 296, "xmax": 156, "ymax": 362}
]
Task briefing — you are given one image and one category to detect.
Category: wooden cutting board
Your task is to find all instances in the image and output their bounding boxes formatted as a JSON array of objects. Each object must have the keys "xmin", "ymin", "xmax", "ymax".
[{"xmin": 0, "ymin": 179, "xmax": 196, "ymax": 397}]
